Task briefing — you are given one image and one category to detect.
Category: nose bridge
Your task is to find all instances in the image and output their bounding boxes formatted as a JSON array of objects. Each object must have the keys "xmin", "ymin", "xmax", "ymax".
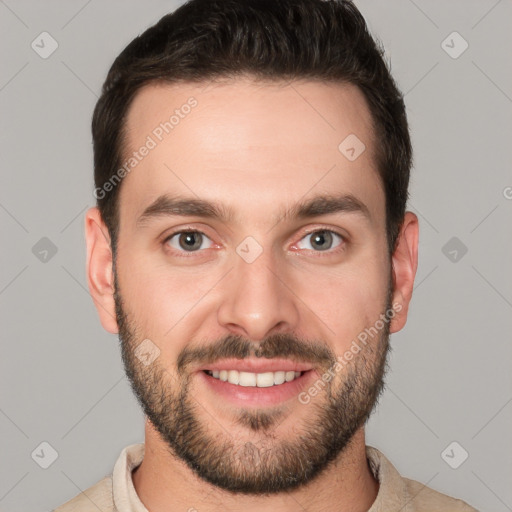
[{"xmin": 217, "ymin": 239, "xmax": 299, "ymax": 341}]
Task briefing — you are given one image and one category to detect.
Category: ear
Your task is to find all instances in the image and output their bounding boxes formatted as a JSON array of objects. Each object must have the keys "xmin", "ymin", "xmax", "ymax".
[
  {"xmin": 389, "ymin": 211, "xmax": 419, "ymax": 333},
  {"xmin": 85, "ymin": 207, "xmax": 119, "ymax": 334}
]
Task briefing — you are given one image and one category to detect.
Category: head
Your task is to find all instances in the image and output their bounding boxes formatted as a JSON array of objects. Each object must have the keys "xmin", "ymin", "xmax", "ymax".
[{"xmin": 86, "ymin": 0, "xmax": 418, "ymax": 495}]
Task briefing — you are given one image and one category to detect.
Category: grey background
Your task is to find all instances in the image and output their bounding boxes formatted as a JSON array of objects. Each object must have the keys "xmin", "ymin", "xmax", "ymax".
[{"xmin": 1, "ymin": 1, "xmax": 511, "ymax": 511}]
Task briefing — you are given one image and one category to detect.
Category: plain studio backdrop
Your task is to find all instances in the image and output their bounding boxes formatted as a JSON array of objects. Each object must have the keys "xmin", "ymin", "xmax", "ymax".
[{"xmin": 1, "ymin": 1, "xmax": 511, "ymax": 511}]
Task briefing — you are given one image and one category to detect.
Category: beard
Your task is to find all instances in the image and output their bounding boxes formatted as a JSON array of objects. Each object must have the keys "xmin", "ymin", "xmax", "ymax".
[{"xmin": 115, "ymin": 274, "xmax": 393, "ymax": 495}]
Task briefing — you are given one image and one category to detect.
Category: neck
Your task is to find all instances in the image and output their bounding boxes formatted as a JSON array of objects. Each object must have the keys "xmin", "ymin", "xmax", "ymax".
[{"xmin": 132, "ymin": 421, "xmax": 379, "ymax": 512}]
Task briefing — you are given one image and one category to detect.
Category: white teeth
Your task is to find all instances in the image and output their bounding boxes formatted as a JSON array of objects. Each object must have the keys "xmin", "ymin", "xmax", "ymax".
[
  {"xmin": 274, "ymin": 371, "xmax": 285, "ymax": 385},
  {"xmin": 228, "ymin": 370, "xmax": 239, "ymax": 385},
  {"xmin": 256, "ymin": 372, "xmax": 274, "ymax": 387},
  {"xmin": 207, "ymin": 369, "xmax": 304, "ymax": 387},
  {"xmin": 239, "ymin": 371, "xmax": 256, "ymax": 387},
  {"xmin": 285, "ymin": 371, "xmax": 295, "ymax": 382}
]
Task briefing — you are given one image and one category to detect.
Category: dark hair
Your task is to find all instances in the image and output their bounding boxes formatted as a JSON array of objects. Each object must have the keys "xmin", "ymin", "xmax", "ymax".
[{"xmin": 92, "ymin": 0, "xmax": 412, "ymax": 256}]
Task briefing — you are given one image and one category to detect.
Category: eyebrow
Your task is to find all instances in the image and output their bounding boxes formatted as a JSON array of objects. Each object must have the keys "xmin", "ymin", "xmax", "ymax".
[{"xmin": 136, "ymin": 193, "xmax": 371, "ymax": 227}]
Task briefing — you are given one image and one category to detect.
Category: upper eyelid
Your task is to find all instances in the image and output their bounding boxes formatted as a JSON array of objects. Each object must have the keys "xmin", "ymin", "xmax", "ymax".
[
  {"xmin": 162, "ymin": 225, "xmax": 215, "ymax": 242},
  {"xmin": 297, "ymin": 229, "xmax": 345, "ymax": 242},
  {"xmin": 163, "ymin": 229, "xmax": 215, "ymax": 247},
  {"xmin": 298, "ymin": 226, "xmax": 346, "ymax": 239}
]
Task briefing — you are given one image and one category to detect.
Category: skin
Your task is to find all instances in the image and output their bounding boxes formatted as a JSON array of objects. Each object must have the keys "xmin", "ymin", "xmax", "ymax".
[{"xmin": 85, "ymin": 78, "xmax": 419, "ymax": 512}]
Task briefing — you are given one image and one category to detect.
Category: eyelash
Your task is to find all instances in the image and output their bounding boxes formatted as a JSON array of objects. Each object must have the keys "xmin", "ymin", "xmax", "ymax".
[{"xmin": 162, "ymin": 226, "xmax": 347, "ymax": 258}]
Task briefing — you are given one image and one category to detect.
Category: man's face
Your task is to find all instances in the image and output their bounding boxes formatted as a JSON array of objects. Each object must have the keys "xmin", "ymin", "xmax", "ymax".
[{"xmin": 112, "ymin": 78, "xmax": 395, "ymax": 493}]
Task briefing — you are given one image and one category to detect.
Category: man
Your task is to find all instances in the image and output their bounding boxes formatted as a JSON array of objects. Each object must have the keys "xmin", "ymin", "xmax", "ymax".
[{"xmin": 56, "ymin": 0, "xmax": 478, "ymax": 510}]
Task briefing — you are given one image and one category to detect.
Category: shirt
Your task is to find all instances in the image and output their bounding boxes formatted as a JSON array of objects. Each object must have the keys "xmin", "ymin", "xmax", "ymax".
[{"xmin": 54, "ymin": 443, "xmax": 479, "ymax": 511}]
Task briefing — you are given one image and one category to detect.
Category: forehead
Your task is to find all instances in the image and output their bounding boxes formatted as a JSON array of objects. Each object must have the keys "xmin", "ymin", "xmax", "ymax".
[{"xmin": 119, "ymin": 78, "xmax": 383, "ymax": 229}]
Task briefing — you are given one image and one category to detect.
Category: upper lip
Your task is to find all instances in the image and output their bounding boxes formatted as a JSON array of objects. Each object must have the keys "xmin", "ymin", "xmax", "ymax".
[{"xmin": 199, "ymin": 358, "xmax": 314, "ymax": 373}]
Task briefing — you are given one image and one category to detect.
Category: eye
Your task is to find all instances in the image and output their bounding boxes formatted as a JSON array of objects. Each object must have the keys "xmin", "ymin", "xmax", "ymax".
[
  {"xmin": 295, "ymin": 229, "xmax": 344, "ymax": 252},
  {"xmin": 165, "ymin": 230, "xmax": 214, "ymax": 253}
]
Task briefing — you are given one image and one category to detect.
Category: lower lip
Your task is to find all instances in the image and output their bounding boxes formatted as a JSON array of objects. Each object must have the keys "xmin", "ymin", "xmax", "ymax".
[{"xmin": 197, "ymin": 370, "xmax": 317, "ymax": 407}]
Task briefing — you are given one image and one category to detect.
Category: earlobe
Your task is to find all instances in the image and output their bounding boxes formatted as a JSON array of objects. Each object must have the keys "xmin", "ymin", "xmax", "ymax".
[
  {"xmin": 85, "ymin": 207, "xmax": 119, "ymax": 334},
  {"xmin": 389, "ymin": 212, "xmax": 419, "ymax": 333}
]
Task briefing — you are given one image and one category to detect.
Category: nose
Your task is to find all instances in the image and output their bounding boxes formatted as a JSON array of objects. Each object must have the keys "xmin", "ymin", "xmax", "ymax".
[{"xmin": 216, "ymin": 247, "xmax": 300, "ymax": 342}]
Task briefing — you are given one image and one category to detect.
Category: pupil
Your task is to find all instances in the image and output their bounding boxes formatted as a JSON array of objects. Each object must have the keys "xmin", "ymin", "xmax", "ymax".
[
  {"xmin": 180, "ymin": 232, "xmax": 201, "ymax": 251},
  {"xmin": 312, "ymin": 231, "xmax": 331, "ymax": 251}
]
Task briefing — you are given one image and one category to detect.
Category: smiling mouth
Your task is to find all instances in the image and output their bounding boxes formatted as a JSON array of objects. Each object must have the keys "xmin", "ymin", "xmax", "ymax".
[{"xmin": 204, "ymin": 369, "xmax": 305, "ymax": 387}]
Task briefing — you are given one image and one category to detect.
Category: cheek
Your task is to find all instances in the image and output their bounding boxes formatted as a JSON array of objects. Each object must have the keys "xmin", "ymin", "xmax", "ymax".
[
  {"xmin": 116, "ymin": 251, "xmax": 222, "ymax": 338},
  {"xmin": 297, "ymin": 253, "xmax": 390, "ymax": 351}
]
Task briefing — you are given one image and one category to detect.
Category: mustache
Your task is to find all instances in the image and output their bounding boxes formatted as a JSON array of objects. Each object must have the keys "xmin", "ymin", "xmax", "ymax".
[{"xmin": 176, "ymin": 333, "xmax": 336, "ymax": 375}]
